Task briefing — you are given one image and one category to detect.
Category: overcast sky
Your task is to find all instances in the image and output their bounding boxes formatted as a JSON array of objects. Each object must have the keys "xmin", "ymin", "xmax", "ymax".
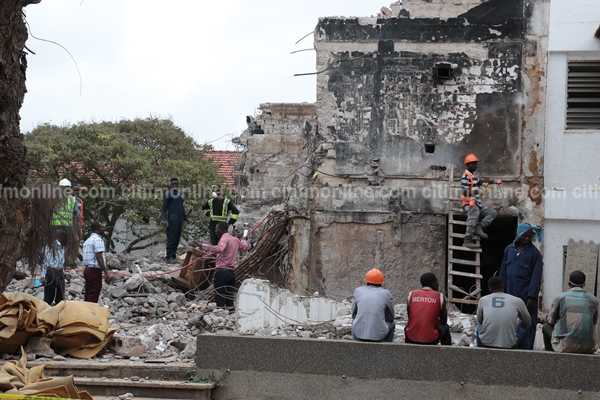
[{"xmin": 21, "ymin": 0, "xmax": 383, "ymax": 150}]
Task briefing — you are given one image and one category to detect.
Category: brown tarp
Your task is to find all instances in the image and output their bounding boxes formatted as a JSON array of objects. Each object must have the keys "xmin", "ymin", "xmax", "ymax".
[
  {"xmin": 0, "ymin": 293, "xmax": 116, "ymax": 358},
  {"xmin": 0, "ymin": 348, "xmax": 92, "ymax": 399}
]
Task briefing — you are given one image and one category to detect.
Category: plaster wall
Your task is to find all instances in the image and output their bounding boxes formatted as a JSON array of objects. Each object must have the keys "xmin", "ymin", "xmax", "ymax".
[
  {"xmin": 543, "ymin": 0, "xmax": 600, "ymax": 307},
  {"xmin": 310, "ymin": 211, "xmax": 446, "ymax": 300}
]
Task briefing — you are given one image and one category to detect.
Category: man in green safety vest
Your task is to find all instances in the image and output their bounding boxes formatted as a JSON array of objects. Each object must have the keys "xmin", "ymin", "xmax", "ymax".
[
  {"xmin": 52, "ymin": 178, "xmax": 79, "ymax": 228},
  {"xmin": 202, "ymin": 184, "xmax": 239, "ymax": 245},
  {"xmin": 52, "ymin": 178, "xmax": 80, "ymax": 269}
]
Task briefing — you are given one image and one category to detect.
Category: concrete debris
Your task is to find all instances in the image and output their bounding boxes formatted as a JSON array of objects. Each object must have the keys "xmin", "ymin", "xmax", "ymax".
[
  {"xmin": 6, "ymin": 252, "xmax": 481, "ymax": 365},
  {"xmin": 23, "ymin": 337, "xmax": 56, "ymax": 358}
]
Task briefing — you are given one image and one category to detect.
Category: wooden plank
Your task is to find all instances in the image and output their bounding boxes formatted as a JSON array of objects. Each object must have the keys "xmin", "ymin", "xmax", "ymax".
[
  {"xmin": 449, "ymin": 270, "xmax": 483, "ymax": 279},
  {"xmin": 449, "ymin": 258, "xmax": 480, "ymax": 266},
  {"xmin": 449, "ymin": 233, "xmax": 466, "ymax": 239},
  {"xmin": 449, "ymin": 245, "xmax": 482, "ymax": 253},
  {"xmin": 449, "ymin": 298, "xmax": 479, "ymax": 305},
  {"xmin": 448, "ymin": 220, "xmax": 467, "ymax": 226}
]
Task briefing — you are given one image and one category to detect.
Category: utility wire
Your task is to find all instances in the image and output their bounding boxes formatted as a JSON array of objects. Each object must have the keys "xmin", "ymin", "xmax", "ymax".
[{"xmin": 25, "ymin": 20, "xmax": 83, "ymax": 96}]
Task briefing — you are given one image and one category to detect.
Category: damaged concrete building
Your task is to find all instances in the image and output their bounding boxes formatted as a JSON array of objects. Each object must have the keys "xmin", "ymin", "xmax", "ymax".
[{"xmin": 236, "ymin": 0, "xmax": 550, "ymax": 308}]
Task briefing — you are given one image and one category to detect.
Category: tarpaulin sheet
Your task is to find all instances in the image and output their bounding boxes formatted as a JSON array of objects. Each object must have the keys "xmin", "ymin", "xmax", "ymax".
[
  {"xmin": 0, "ymin": 348, "xmax": 92, "ymax": 399},
  {"xmin": 0, "ymin": 293, "xmax": 115, "ymax": 359}
]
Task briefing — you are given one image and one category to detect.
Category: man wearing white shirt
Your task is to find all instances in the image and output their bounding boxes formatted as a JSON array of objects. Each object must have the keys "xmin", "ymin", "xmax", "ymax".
[{"xmin": 82, "ymin": 221, "xmax": 110, "ymax": 303}]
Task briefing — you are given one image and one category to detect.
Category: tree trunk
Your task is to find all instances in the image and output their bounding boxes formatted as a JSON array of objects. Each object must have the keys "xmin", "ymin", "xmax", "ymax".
[{"xmin": 0, "ymin": 0, "xmax": 40, "ymax": 293}]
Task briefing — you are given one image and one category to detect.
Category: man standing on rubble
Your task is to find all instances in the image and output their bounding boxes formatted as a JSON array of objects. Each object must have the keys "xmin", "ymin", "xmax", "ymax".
[
  {"xmin": 476, "ymin": 277, "xmax": 531, "ymax": 349},
  {"xmin": 351, "ymin": 268, "xmax": 395, "ymax": 342},
  {"xmin": 405, "ymin": 273, "xmax": 452, "ymax": 346},
  {"xmin": 194, "ymin": 222, "xmax": 248, "ymax": 313},
  {"xmin": 461, "ymin": 154, "xmax": 497, "ymax": 248},
  {"xmin": 542, "ymin": 270, "xmax": 598, "ymax": 354},
  {"xmin": 202, "ymin": 184, "xmax": 239, "ymax": 245},
  {"xmin": 162, "ymin": 177, "xmax": 187, "ymax": 263},
  {"xmin": 500, "ymin": 223, "xmax": 543, "ymax": 350},
  {"xmin": 82, "ymin": 221, "xmax": 110, "ymax": 303}
]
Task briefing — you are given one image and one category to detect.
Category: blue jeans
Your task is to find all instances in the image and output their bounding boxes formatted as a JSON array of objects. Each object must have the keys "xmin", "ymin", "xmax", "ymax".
[
  {"xmin": 476, "ymin": 324, "xmax": 528, "ymax": 349},
  {"xmin": 352, "ymin": 321, "xmax": 395, "ymax": 343}
]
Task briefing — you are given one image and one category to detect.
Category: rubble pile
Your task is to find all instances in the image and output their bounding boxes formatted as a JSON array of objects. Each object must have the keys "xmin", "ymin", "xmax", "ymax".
[
  {"xmin": 238, "ymin": 301, "xmax": 478, "ymax": 345},
  {"xmin": 5, "ymin": 252, "xmax": 479, "ymax": 363}
]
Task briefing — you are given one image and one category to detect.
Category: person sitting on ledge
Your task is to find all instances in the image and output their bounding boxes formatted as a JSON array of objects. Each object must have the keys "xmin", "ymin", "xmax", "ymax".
[
  {"xmin": 476, "ymin": 277, "xmax": 530, "ymax": 349},
  {"xmin": 351, "ymin": 268, "xmax": 395, "ymax": 343},
  {"xmin": 405, "ymin": 273, "xmax": 452, "ymax": 346},
  {"xmin": 543, "ymin": 270, "xmax": 598, "ymax": 354}
]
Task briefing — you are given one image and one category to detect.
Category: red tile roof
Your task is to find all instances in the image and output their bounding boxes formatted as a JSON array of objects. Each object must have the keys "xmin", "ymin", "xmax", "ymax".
[{"xmin": 205, "ymin": 150, "xmax": 244, "ymax": 187}]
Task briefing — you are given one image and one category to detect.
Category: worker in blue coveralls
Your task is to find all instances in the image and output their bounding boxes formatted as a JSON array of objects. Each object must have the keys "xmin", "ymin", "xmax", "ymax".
[
  {"xmin": 499, "ymin": 223, "xmax": 543, "ymax": 350},
  {"xmin": 162, "ymin": 177, "xmax": 187, "ymax": 263}
]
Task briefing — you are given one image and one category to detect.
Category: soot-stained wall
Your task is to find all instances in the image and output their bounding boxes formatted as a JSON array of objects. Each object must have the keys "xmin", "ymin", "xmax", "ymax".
[{"xmin": 315, "ymin": 0, "xmax": 530, "ymax": 178}]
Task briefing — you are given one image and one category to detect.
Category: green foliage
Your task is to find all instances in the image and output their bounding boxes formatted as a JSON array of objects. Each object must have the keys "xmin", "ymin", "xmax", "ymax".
[
  {"xmin": 25, "ymin": 118, "xmax": 224, "ymax": 251},
  {"xmin": 186, "ymin": 370, "xmax": 227, "ymax": 387}
]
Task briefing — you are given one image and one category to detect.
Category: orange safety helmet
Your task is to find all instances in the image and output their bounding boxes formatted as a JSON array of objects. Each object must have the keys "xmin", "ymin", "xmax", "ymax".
[
  {"xmin": 464, "ymin": 154, "xmax": 480, "ymax": 165},
  {"xmin": 365, "ymin": 268, "xmax": 385, "ymax": 285}
]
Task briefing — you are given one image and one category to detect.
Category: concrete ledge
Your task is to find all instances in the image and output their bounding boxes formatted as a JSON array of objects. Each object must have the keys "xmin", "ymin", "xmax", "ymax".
[{"xmin": 196, "ymin": 334, "xmax": 600, "ymax": 392}]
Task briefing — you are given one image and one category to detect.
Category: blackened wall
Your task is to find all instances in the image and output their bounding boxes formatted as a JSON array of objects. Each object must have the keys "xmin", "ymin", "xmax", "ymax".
[{"xmin": 316, "ymin": 0, "xmax": 528, "ymax": 177}]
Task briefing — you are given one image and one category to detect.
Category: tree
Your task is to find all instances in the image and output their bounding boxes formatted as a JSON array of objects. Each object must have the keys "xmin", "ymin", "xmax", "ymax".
[
  {"xmin": 0, "ymin": 0, "xmax": 40, "ymax": 294},
  {"xmin": 25, "ymin": 118, "xmax": 223, "ymax": 252}
]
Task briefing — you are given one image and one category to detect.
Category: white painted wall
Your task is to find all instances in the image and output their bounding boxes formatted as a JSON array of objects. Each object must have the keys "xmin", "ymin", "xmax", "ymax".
[{"xmin": 543, "ymin": 0, "xmax": 600, "ymax": 308}]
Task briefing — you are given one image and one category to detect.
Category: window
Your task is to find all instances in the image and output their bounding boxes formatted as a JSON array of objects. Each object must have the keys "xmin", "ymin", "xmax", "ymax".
[{"xmin": 566, "ymin": 61, "xmax": 600, "ymax": 129}]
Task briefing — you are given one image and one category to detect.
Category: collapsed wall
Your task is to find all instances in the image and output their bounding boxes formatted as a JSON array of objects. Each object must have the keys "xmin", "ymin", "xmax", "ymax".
[{"xmin": 235, "ymin": 0, "xmax": 549, "ymax": 303}]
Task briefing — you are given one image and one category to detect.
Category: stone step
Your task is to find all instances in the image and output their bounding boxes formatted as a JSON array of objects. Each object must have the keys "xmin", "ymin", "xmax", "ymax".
[
  {"xmin": 32, "ymin": 360, "xmax": 195, "ymax": 381},
  {"xmin": 73, "ymin": 377, "xmax": 213, "ymax": 400}
]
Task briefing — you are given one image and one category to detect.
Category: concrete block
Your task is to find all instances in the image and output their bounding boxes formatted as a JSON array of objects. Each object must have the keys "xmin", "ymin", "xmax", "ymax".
[
  {"xmin": 564, "ymin": 240, "xmax": 599, "ymax": 291},
  {"xmin": 68, "ymin": 281, "xmax": 84, "ymax": 296},
  {"xmin": 108, "ymin": 335, "xmax": 148, "ymax": 358},
  {"xmin": 110, "ymin": 288, "xmax": 128, "ymax": 299},
  {"xmin": 236, "ymin": 279, "xmax": 270, "ymax": 332},
  {"xmin": 308, "ymin": 298, "xmax": 338, "ymax": 323},
  {"xmin": 125, "ymin": 273, "xmax": 144, "ymax": 291}
]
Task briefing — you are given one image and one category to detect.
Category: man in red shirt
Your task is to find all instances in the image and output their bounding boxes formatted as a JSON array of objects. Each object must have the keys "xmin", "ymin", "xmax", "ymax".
[
  {"xmin": 195, "ymin": 222, "xmax": 248, "ymax": 313},
  {"xmin": 405, "ymin": 273, "xmax": 452, "ymax": 345}
]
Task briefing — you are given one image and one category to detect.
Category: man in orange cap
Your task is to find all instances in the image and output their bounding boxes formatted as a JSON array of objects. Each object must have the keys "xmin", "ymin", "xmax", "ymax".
[
  {"xmin": 351, "ymin": 268, "xmax": 395, "ymax": 342},
  {"xmin": 461, "ymin": 154, "xmax": 497, "ymax": 248}
]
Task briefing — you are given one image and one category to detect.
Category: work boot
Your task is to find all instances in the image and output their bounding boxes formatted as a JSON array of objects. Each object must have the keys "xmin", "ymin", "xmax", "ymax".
[
  {"xmin": 474, "ymin": 224, "xmax": 488, "ymax": 240},
  {"xmin": 463, "ymin": 237, "xmax": 481, "ymax": 249}
]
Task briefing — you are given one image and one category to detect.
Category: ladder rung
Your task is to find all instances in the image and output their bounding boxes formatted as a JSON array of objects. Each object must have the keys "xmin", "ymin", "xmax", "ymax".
[
  {"xmin": 449, "ymin": 258, "xmax": 481, "ymax": 266},
  {"xmin": 449, "ymin": 233, "xmax": 466, "ymax": 238},
  {"xmin": 449, "ymin": 298, "xmax": 479, "ymax": 305},
  {"xmin": 449, "ymin": 270, "xmax": 483, "ymax": 279},
  {"xmin": 448, "ymin": 220, "xmax": 467, "ymax": 225},
  {"xmin": 449, "ymin": 207, "xmax": 464, "ymax": 213},
  {"xmin": 449, "ymin": 245, "xmax": 482, "ymax": 253}
]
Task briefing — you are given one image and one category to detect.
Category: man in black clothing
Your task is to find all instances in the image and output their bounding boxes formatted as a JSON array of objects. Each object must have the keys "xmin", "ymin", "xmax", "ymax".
[
  {"xmin": 162, "ymin": 177, "xmax": 187, "ymax": 263},
  {"xmin": 202, "ymin": 184, "xmax": 239, "ymax": 245}
]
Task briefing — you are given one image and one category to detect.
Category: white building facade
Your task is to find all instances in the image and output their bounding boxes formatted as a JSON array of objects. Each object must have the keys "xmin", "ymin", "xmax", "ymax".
[{"xmin": 544, "ymin": 0, "xmax": 600, "ymax": 308}]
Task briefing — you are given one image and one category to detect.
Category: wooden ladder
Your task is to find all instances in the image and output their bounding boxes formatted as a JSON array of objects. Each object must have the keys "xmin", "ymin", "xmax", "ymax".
[{"xmin": 447, "ymin": 166, "xmax": 482, "ymax": 306}]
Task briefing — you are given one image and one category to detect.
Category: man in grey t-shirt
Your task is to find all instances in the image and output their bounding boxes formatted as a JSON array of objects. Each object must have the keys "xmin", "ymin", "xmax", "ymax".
[
  {"xmin": 351, "ymin": 268, "xmax": 395, "ymax": 342},
  {"xmin": 476, "ymin": 277, "xmax": 531, "ymax": 349}
]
